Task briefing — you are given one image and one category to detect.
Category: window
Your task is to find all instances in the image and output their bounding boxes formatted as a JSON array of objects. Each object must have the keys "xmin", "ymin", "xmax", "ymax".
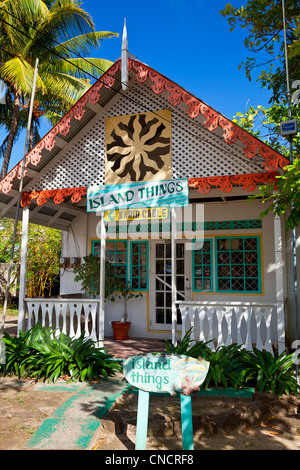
[
  {"xmin": 193, "ymin": 239, "xmax": 213, "ymax": 292},
  {"xmin": 216, "ymin": 236, "xmax": 261, "ymax": 293},
  {"xmin": 131, "ymin": 241, "xmax": 148, "ymax": 290},
  {"xmin": 91, "ymin": 240, "xmax": 148, "ymax": 291},
  {"xmin": 192, "ymin": 236, "xmax": 262, "ymax": 294},
  {"xmin": 105, "ymin": 240, "xmax": 127, "ymax": 282}
]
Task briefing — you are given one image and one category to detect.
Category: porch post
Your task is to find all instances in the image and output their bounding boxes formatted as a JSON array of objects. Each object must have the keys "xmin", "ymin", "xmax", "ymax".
[
  {"xmin": 274, "ymin": 214, "xmax": 285, "ymax": 354},
  {"xmin": 18, "ymin": 207, "xmax": 29, "ymax": 334},
  {"xmin": 171, "ymin": 207, "xmax": 177, "ymax": 346},
  {"xmin": 98, "ymin": 213, "xmax": 106, "ymax": 348}
]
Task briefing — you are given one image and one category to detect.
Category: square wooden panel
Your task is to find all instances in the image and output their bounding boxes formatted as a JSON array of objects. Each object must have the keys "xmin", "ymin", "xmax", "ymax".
[{"xmin": 105, "ymin": 109, "xmax": 172, "ymax": 184}]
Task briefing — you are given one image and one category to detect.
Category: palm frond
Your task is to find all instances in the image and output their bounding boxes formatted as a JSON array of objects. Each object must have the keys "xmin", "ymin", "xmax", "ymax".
[
  {"xmin": 55, "ymin": 31, "xmax": 119, "ymax": 56},
  {"xmin": 0, "ymin": 57, "xmax": 45, "ymax": 96},
  {"xmin": 39, "ymin": 57, "xmax": 114, "ymax": 79}
]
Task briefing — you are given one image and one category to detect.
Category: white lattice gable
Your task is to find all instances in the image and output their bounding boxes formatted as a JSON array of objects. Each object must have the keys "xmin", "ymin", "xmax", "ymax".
[
  {"xmin": 0, "ymin": 58, "xmax": 289, "ymax": 202},
  {"xmin": 26, "ymin": 82, "xmax": 264, "ymax": 191}
]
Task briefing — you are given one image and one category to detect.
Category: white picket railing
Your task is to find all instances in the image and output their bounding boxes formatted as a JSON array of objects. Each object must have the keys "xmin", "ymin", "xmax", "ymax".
[
  {"xmin": 176, "ymin": 301, "xmax": 281, "ymax": 355},
  {"xmin": 25, "ymin": 298, "xmax": 101, "ymax": 345}
]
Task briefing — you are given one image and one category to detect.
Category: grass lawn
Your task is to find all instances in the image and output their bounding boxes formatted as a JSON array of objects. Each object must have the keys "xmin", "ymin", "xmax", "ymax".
[{"xmin": 0, "ymin": 305, "xmax": 18, "ymax": 316}]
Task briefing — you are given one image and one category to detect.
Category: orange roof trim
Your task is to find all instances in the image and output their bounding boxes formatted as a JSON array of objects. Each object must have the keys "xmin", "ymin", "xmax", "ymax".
[
  {"xmin": 0, "ymin": 59, "xmax": 289, "ymax": 196},
  {"xmin": 20, "ymin": 172, "xmax": 278, "ymax": 208}
]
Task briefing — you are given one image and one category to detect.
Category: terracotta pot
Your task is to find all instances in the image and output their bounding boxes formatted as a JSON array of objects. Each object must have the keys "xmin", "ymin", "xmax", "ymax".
[{"xmin": 111, "ymin": 321, "xmax": 131, "ymax": 340}]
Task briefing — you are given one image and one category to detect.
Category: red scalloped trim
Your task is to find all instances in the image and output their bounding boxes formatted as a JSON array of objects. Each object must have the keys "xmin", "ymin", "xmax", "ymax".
[
  {"xmin": 188, "ymin": 172, "xmax": 278, "ymax": 194},
  {"xmin": 0, "ymin": 63, "xmax": 121, "ymax": 195},
  {"xmin": 0, "ymin": 59, "xmax": 289, "ymax": 196},
  {"xmin": 131, "ymin": 60, "xmax": 290, "ymax": 172},
  {"xmin": 21, "ymin": 187, "xmax": 87, "ymax": 207}
]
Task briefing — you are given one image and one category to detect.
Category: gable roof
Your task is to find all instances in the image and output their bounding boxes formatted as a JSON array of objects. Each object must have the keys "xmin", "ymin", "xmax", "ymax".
[{"xmin": 0, "ymin": 57, "xmax": 289, "ymax": 229}]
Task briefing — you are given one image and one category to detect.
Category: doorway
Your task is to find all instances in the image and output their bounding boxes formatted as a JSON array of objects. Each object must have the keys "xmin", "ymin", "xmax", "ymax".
[{"xmin": 149, "ymin": 240, "xmax": 192, "ymax": 331}]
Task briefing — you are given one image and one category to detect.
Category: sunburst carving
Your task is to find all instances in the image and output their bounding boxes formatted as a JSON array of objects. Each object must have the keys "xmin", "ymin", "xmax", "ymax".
[{"xmin": 105, "ymin": 110, "xmax": 172, "ymax": 183}]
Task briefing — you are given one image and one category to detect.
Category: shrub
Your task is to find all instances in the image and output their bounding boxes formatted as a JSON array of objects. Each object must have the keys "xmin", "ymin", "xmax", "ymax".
[
  {"xmin": 0, "ymin": 323, "xmax": 121, "ymax": 383},
  {"xmin": 166, "ymin": 329, "xmax": 243, "ymax": 389},
  {"xmin": 236, "ymin": 347, "xmax": 299, "ymax": 397},
  {"xmin": 166, "ymin": 328, "xmax": 300, "ymax": 395}
]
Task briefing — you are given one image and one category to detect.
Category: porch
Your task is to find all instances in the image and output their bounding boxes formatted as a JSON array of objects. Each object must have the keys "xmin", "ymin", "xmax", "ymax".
[{"xmin": 18, "ymin": 297, "xmax": 284, "ymax": 356}]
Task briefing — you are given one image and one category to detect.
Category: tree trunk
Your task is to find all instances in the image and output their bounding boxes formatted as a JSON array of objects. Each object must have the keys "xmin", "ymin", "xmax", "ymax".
[{"xmin": 0, "ymin": 91, "xmax": 21, "ymax": 179}]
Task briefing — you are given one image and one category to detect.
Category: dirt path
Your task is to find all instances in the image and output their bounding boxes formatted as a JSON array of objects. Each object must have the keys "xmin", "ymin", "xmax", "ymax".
[
  {"xmin": 1, "ymin": 377, "xmax": 300, "ymax": 450},
  {"xmin": 94, "ymin": 389, "xmax": 300, "ymax": 451},
  {"xmin": 1, "ymin": 315, "xmax": 300, "ymax": 451}
]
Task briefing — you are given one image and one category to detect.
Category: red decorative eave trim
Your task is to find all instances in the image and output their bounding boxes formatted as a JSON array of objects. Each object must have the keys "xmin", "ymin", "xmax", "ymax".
[
  {"xmin": 130, "ymin": 59, "xmax": 289, "ymax": 172},
  {"xmin": 188, "ymin": 172, "xmax": 278, "ymax": 194},
  {"xmin": 20, "ymin": 172, "xmax": 278, "ymax": 208},
  {"xmin": 21, "ymin": 187, "xmax": 87, "ymax": 207},
  {"xmin": 0, "ymin": 58, "xmax": 289, "ymax": 196},
  {"xmin": 0, "ymin": 62, "xmax": 121, "ymax": 196}
]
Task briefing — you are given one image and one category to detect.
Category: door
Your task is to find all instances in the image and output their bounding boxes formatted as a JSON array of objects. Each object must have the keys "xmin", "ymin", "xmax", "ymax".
[{"xmin": 149, "ymin": 240, "xmax": 191, "ymax": 331}]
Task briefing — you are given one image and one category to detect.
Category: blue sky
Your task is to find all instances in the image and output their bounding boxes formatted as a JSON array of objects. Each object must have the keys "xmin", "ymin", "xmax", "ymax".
[{"xmin": 4, "ymin": 0, "xmax": 276, "ymax": 172}]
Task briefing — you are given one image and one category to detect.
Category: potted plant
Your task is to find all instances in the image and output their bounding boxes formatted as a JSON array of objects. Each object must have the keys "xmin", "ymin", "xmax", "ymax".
[
  {"xmin": 109, "ymin": 278, "xmax": 142, "ymax": 340},
  {"xmin": 74, "ymin": 254, "xmax": 142, "ymax": 340}
]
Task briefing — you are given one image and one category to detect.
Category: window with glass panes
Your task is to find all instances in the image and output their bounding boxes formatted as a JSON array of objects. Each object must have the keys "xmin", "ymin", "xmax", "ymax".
[
  {"xmin": 91, "ymin": 240, "xmax": 148, "ymax": 291},
  {"xmin": 105, "ymin": 240, "xmax": 127, "ymax": 281},
  {"xmin": 193, "ymin": 239, "xmax": 213, "ymax": 292},
  {"xmin": 131, "ymin": 241, "xmax": 148, "ymax": 290},
  {"xmin": 155, "ymin": 242, "xmax": 184, "ymax": 325},
  {"xmin": 215, "ymin": 236, "xmax": 261, "ymax": 293}
]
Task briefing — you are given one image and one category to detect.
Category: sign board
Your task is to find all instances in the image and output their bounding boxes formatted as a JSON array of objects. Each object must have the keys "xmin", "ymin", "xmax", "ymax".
[
  {"xmin": 280, "ymin": 119, "xmax": 298, "ymax": 136},
  {"xmin": 104, "ymin": 206, "xmax": 169, "ymax": 222},
  {"xmin": 123, "ymin": 353, "xmax": 209, "ymax": 395},
  {"xmin": 87, "ymin": 179, "xmax": 189, "ymax": 212}
]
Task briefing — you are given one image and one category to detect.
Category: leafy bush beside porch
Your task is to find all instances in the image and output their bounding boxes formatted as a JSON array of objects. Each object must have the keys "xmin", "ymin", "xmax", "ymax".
[
  {"xmin": 166, "ymin": 329, "xmax": 300, "ymax": 397},
  {"xmin": 0, "ymin": 324, "xmax": 299, "ymax": 396},
  {"xmin": 0, "ymin": 323, "xmax": 121, "ymax": 383}
]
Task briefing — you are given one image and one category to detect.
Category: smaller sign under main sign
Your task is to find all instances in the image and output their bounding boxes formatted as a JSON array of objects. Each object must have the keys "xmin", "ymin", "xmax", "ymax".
[
  {"xmin": 123, "ymin": 353, "xmax": 210, "ymax": 395},
  {"xmin": 104, "ymin": 207, "xmax": 169, "ymax": 222},
  {"xmin": 87, "ymin": 179, "xmax": 189, "ymax": 212}
]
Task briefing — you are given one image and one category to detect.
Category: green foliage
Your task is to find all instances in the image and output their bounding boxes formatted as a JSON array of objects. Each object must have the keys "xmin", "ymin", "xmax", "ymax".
[
  {"xmin": 237, "ymin": 347, "xmax": 299, "ymax": 396},
  {"xmin": 0, "ymin": 217, "xmax": 61, "ymax": 297},
  {"xmin": 232, "ymin": 105, "xmax": 300, "ymax": 231},
  {"xmin": 250, "ymin": 158, "xmax": 300, "ymax": 230},
  {"xmin": 74, "ymin": 254, "xmax": 117, "ymax": 299},
  {"xmin": 165, "ymin": 327, "xmax": 213, "ymax": 358},
  {"xmin": 233, "ymin": 103, "xmax": 300, "ymax": 157},
  {"xmin": 221, "ymin": 1, "xmax": 300, "ymax": 230},
  {"xmin": 0, "ymin": 0, "xmax": 118, "ymax": 176},
  {"xmin": 0, "ymin": 323, "xmax": 121, "ymax": 382},
  {"xmin": 74, "ymin": 254, "xmax": 142, "ymax": 322},
  {"xmin": 220, "ymin": 0, "xmax": 300, "ymax": 103},
  {"xmin": 166, "ymin": 328, "xmax": 299, "ymax": 396}
]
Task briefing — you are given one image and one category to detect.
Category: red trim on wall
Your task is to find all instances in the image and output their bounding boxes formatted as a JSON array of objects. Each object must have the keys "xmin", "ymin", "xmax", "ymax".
[
  {"xmin": 188, "ymin": 172, "xmax": 278, "ymax": 194},
  {"xmin": 0, "ymin": 59, "xmax": 288, "ymax": 196},
  {"xmin": 20, "ymin": 172, "xmax": 278, "ymax": 208},
  {"xmin": 21, "ymin": 187, "xmax": 87, "ymax": 207}
]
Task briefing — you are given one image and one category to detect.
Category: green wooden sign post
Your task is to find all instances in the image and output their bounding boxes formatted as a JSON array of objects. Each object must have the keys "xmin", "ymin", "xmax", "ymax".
[{"xmin": 123, "ymin": 353, "xmax": 210, "ymax": 450}]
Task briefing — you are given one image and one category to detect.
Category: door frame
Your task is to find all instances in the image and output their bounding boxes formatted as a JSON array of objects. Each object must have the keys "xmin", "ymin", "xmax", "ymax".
[{"xmin": 149, "ymin": 239, "xmax": 192, "ymax": 332}]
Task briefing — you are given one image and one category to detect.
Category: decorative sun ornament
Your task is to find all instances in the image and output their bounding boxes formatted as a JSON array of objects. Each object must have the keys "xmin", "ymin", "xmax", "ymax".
[{"xmin": 105, "ymin": 110, "xmax": 172, "ymax": 184}]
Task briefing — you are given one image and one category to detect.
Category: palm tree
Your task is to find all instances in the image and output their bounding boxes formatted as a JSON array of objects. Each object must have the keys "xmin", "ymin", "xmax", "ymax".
[{"xmin": 0, "ymin": 0, "xmax": 118, "ymax": 178}]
